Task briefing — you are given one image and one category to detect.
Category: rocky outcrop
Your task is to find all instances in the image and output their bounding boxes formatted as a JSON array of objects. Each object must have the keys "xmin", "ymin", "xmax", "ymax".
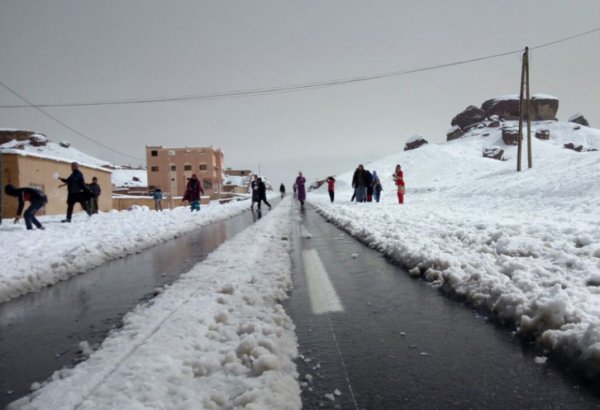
[
  {"xmin": 569, "ymin": 113, "xmax": 589, "ymax": 127},
  {"xmin": 481, "ymin": 94, "xmax": 558, "ymax": 121},
  {"xmin": 404, "ymin": 136, "xmax": 428, "ymax": 151},
  {"xmin": 501, "ymin": 127, "xmax": 519, "ymax": 145},
  {"xmin": 446, "ymin": 126, "xmax": 464, "ymax": 141},
  {"xmin": 564, "ymin": 143, "xmax": 598, "ymax": 152},
  {"xmin": 451, "ymin": 105, "xmax": 486, "ymax": 130},
  {"xmin": 482, "ymin": 97, "xmax": 520, "ymax": 121},
  {"xmin": 530, "ymin": 95, "xmax": 559, "ymax": 121},
  {"xmin": 483, "ymin": 147, "xmax": 504, "ymax": 160}
]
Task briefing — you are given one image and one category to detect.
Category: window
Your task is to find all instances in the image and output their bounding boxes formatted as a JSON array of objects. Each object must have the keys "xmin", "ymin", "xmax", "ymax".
[
  {"xmin": 199, "ymin": 164, "xmax": 208, "ymax": 171},
  {"xmin": 168, "ymin": 150, "xmax": 176, "ymax": 156},
  {"xmin": 151, "ymin": 166, "xmax": 159, "ymax": 172},
  {"xmin": 151, "ymin": 150, "xmax": 158, "ymax": 157},
  {"xmin": 184, "ymin": 164, "xmax": 192, "ymax": 171},
  {"xmin": 170, "ymin": 165, "xmax": 176, "ymax": 171}
]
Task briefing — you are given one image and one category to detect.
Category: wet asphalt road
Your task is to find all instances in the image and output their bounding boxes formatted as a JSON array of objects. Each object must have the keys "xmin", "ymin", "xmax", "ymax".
[
  {"xmin": 0, "ymin": 206, "xmax": 260, "ymax": 409},
  {"xmin": 285, "ymin": 204, "xmax": 600, "ymax": 410}
]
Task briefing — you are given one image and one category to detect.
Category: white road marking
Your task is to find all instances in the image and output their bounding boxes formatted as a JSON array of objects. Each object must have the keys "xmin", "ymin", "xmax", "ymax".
[{"xmin": 302, "ymin": 249, "xmax": 344, "ymax": 315}]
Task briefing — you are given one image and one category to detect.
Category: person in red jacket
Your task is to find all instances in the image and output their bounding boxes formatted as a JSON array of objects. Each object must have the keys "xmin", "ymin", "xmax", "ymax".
[
  {"xmin": 394, "ymin": 164, "xmax": 405, "ymax": 204},
  {"xmin": 327, "ymin": 176, "xmax": 336, "ymax": 203},
  {"xmin": 4, "ymin": 184, "xmax": 48, "ymax": 230},
  {"xmin": 182, "ymin": 174, "xmax": 204, "ymax": 211}
]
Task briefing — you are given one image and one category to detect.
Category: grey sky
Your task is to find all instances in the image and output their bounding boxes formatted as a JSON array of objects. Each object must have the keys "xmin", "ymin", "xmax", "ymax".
[{"xmin": 1, "ymin": 1, "xmax": 599, "ymax": 186}]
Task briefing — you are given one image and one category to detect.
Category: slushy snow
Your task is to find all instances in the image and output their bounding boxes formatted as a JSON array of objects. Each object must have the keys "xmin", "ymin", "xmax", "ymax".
[
  {"xmin": 9, "ymin": 198, "xmax": 300, "ymax": 410},
  {"xmin": 311, "ymin": 119, "xmax": 600, "ymax": 376}
]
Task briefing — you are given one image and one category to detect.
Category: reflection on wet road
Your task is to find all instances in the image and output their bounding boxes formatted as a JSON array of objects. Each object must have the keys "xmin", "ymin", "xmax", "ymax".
[
  {"xmin": 0, "ymin": 207, "xmax": 258, "ymax": 408},
  {"xmin": 286, "ymin": 204, "xmax": 600, "ymax": 409}
]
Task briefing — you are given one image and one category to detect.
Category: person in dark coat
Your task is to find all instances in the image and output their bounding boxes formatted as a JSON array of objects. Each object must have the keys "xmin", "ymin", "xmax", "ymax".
[
  {"xmin": 295, "ymin": 172, "xmax": 307, "ymax": 207},
  {"xmin": 327, "ymin": 176, "xmax": 336, "ymax": 203},
  {"xmin": 351, "ymin": 164, "xmax": 366, "ymax": 202},
  {"xmin": 364, "ymin": 169, "xmax": 374, "ymax": 202},
  {"xmin": 59, "ymin": 162, "xmax": 91, "ymax": 223},
  {"xmin": 87, "ymin": 176, "xmax": 101, "ymax": 214},
  {"xmin": 257, "ymin": 177, "xmax": 272, "ymax": 211},
  {"xmin": 250, "ymin": 175, "xmax": 260, "ymax": 210},
  {"xmin": 279, "ymin": 183, "xmax": 286, "ymax": 199},
  {"xmin": 4, "ymin": 184, "xmax": 48, "ymax": 230},
  {"xmin": 182, "ymin": 174, "xmax": 204, "ymax": 211}
]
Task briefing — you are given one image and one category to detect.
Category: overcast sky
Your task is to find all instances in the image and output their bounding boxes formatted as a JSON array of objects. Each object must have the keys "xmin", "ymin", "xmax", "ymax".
[{"xmin": 1, "ymin": 1, "xmax": 599, "ymax": 185}]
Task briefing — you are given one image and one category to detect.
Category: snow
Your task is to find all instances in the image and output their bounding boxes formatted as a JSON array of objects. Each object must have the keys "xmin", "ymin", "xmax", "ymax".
[
  {"xmin": 0, "ymin": 200, "xmax": 253, "ymax": 303},
  {"xmin": 490, "ymin": 94, "xmax": 558, "ymax": 101},
  {"xmin": 224, "ymin": 175, "xmax": 249, "ymax": 187},
  {"xmin": 406, "ymin": 134, "xmax": 425, "ymax": 144},
  {"xmin": 111, "ymin": 168, "xmax": 147, "ymax": 187},
  {"xmin": 310, "ymin": 120, "xmax": 600, "ymax": 376},
  {"xmin": 9, "ymin": 198, "xmax": 300, "ymax": 410},
  {"xmin": 0, "ymin": 138, "xmax": 112, "ymax": 171}
]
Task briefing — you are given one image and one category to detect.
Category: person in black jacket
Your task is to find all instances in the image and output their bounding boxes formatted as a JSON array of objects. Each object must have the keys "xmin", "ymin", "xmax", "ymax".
[
  {"xmin": 4, "ymin": 184, "xmax": 48, "ymax": 230},
  {"xmin": 257, "ymin": 177, "xmax": 272, "ymax": 211},
  {"xmin": 87, "ymin": 176, "xmax": 101, "ymax": 214},
  {"xmin": 59, "ymin": 162, "xmax": 92, "ymax": 222}
]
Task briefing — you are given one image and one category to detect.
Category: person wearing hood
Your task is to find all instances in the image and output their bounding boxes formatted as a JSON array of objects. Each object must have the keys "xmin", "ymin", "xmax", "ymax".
[
  {"xmin": 351, "ymin": 165, "xmax": 366, "ymax": 202},
  {"xmin": 365, "ymin": 168, "xmax": 374, "ymax": 202},
  {"xmin": 279, "ymin": 183, "xmax": 286, "ymax": 199},
  {"xmin": 372, "ymin": 171, "xmax": 383, "ymax": 203},
  {"xmin": 295, "ymin": 172, "xmax": 307, "ymax": 207},
  {"xmin": 4, "ymin": 184, "xmax": 48, "ymax": 230},
  {"xmin": 59, "ymin": 161, "xmax": 92, "ymax": 223},
  {"xmin": 257, "ymin": 177, "xmax": 272, "ymax": 211},
  {"xmin": 327, "ymin": 176, "xmax": 336, "ymax": 203},
  {"xmin": 182, "ymin": 174, "xmax": 204, "ymax": 211}
]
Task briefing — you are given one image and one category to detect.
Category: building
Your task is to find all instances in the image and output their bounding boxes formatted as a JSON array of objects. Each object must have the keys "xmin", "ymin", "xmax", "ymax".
[
  {"xmin": 1, "ymin": 130, "xmax": 112, "ymax": 219},
  {"xmin": 222, "ymin": 169, "xmax": 253, "ymax": 194},
  {"xmin": 145, "ymin": 146, "xmax": 224, "ymax": 198}
]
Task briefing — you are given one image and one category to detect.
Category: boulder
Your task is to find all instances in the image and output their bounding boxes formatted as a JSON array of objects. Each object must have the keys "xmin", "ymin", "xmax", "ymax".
[
  {"xmin": 483, "ymin": 147, "xmax": 504, "ymax": 160},
  {"xmin": 564, "ymin": 143, "xmax": 583, "ymax": 152},
  {"xmin": 568, "ymin": 113, "xmax": 589, "ymax": 127},
  {"xmin": 451, "ymin": 105, "xmax": 486, "ymax": 130},
  {"xmin": 482, "ymin": 96, "xmax": 520, "ymax": 120},
  {"xmin": 404, "ymin": 135, "xmax": 428, "ymax": 151},
  {"xmin": 535, "ymin": 129, "xmax": 550, "ymax": 140},
  {"xmin": 501, "ymin": 127, "xmax": 519, "ymax": 145},
  {"xmin": 530, "ymin": 95, "xmax": 559, "ymax": 121},
  {"xmin": 446, "ymin": 126, "xmax": 464, "ymax": 141},
  {"xmin": 29, "ymin": 134, "xmax": 48, "ymax": 147},
  {"xmin": 59, "ymin": 140, "xmax": 71, "ymax": 148}
]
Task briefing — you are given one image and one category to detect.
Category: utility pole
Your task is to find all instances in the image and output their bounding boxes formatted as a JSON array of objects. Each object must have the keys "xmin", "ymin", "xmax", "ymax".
[
  {"xmin": 0, "ymin": 148, "xmax": 3, "ymax": 225},
  {"xmin": 517, "ymin": 46, "xmax": 533, "ymax": 171}
]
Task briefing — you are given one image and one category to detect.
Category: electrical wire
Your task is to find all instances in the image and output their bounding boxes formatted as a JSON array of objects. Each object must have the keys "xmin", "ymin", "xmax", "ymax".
[
  {"xmin": 0, "ymin": 80, "xmax": 145, "ymax": 162},
  {"xmin": 1, "ymin": 26, "xmax": 599, "ymax": 109}
]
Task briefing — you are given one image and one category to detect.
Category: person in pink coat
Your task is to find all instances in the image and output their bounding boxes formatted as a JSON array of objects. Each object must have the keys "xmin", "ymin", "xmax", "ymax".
[{"xmin": 295, "ymin": 172, "xmax": 307, "ymax": 207}]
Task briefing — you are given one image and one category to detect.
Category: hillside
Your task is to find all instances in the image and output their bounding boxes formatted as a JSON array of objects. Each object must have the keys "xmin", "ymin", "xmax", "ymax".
[{"xmin": 311, "ymin": 118, "xmax": 600, "ymax": 377}]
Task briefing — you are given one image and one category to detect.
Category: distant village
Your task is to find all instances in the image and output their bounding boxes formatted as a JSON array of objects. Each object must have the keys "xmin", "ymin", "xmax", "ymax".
[{"xmin": 0, "ymin": 128, "xmax": 262, "ymax": 218}]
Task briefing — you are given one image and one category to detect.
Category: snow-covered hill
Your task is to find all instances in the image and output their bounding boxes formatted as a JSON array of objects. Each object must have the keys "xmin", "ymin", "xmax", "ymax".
[{"xmin": 311, "ymin": 119, "xmax": 600, "ymax": 376}]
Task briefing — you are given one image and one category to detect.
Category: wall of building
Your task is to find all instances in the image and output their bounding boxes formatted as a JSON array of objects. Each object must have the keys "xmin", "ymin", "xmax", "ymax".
[
  {"xmin": 146, "ymin": 146, "xmax": 224, "ymax": 198},
  {"xmin": 1, "ymin": 153, "xmax": 112, "ymax": 218},
  {"xmin": 112, "ymin": 195, "xmax": 209, "ymax": 211}
]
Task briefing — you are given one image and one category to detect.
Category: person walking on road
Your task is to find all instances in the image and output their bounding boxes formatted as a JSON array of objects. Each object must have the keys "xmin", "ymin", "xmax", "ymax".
[
  {"xmin": 182, "ymin": 174, "xmax": 204, "ymax": 211},
  {"xmin": 87, "ymin": 177, "xmax": 101, "ymax": 214},
  {"xmin": 394, "ymin": 164, "xmax": 405, "ymax": 204},
  {"xmin": 327, "ymin": 176, "xmax": 336, "ymax": 203},
  {"xmin": 372, "ymin": 171, "xmax": 382, "ymax": 203},
  {"xmin": 257, "ymin": 177, "xmax": 272, "ymax": 211},
  {"xmin": 295, "ymin": 172, "xmax": 307, "ymax": 207},
  {"xmin": 4, "ymin": 184, "xmax": 48, "ymax": 230},
  {"xmin": 365, "ymin": 168, "xmax": 374, "ymax": 202},
  {"xmin": 279, "ymin": 183, "xmax": 286, "ymax": 199},
  {"xmin": 59, "ymin": 162, "xmax": 92, "ymax": 223},
  {"xmin": 152, "ymin": 187, "xmax": 163, "ymax": 211}
]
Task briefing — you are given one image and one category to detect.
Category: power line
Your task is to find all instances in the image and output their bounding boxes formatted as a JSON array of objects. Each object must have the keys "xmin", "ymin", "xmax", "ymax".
[
  {"xmin": 0, "ymin": 80, "xmax": 145, "ymax": 162},
  {"xmin": 1, "ymin": 26, "xmax": 599, "ymax": 109}
]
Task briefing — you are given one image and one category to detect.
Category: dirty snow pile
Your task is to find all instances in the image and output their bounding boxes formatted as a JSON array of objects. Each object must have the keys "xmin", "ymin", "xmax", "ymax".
[
  {"xmin": 0, "ymin": 200, "xmax": 252, "ymax": 303},
  {"xmin": 311, "ymin": 120, "xmax": 600, "ymax": 375},
  {"xmin": 9, "ymin": 198, "xmax": 299, "ymax": 410}
]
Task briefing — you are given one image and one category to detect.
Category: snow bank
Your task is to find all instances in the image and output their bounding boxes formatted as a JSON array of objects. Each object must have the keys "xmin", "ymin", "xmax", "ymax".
[
  {"xmin": 111, "ymin": 168, "xmax": 147, "ymax": 187},
  {"xmin": 311, "ymin": 120, "xmax": 600, "ymax": 376},
  {"xmin": 0, "ymin": 201, "xmax": 252, "ymax": 303},
  {"xmin": 9, "ymin": 198, "xmax": 300, "ymax": 410}
]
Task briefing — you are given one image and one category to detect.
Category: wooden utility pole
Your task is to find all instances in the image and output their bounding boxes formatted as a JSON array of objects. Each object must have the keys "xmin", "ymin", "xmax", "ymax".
[{"xmin": 517, "ymin": 47, "xmax": 532, "ymax": 171}]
